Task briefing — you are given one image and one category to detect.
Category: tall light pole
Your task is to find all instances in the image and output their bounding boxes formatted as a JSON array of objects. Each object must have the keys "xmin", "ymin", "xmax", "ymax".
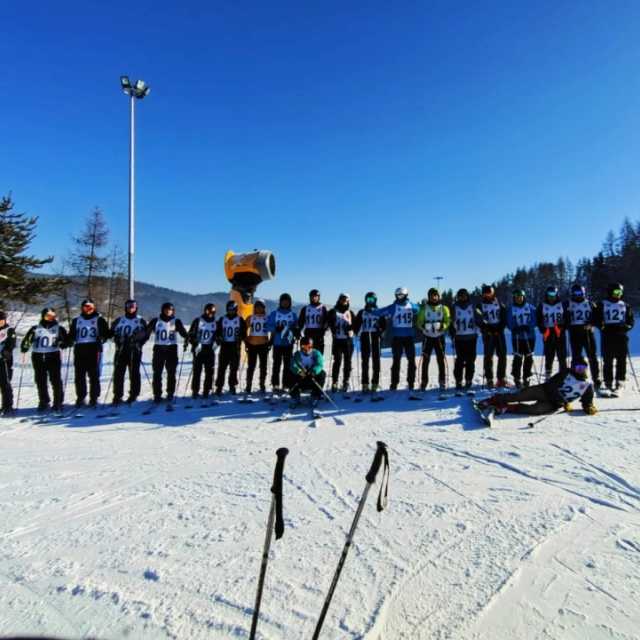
[
  {"xmin": 120, "ymin": 76, "xmax": 150, "ymax": 300},
  {"xmin": 434, "ymin": 275, "xmax": 444, "ymax": 290}
]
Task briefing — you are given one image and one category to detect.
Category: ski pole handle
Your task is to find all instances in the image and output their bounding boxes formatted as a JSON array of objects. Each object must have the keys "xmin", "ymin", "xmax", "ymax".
[
  {"xmin": 365, "ymin": 441, "xmax": 387, "ymax": 484},
  {"xmin": 271, "ymin": 447, "xmax": 289, "ymax": 540}
]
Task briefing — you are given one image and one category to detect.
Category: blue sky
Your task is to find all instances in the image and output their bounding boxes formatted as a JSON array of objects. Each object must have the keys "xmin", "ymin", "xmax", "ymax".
[{"xmin": 2, "ymin": 1, "xmax": 640, "ymax": 306}]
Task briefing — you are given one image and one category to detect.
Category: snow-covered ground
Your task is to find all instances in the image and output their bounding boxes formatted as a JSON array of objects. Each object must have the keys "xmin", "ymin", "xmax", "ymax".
[{"xmin": 1, "ymin": 342, "xmax": 640, "ymax": 640}]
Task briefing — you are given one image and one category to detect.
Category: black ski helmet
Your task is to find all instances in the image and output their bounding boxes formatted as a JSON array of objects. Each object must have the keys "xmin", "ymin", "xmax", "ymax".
[
  {"xmin": 545, "ymin": 285, "xmax": 559, "ymax": 299},
  {"xmin": 570, "ymin": 284, "xmax": 586, "ymax": 300},
  {"xmin": 279, "ymin": 293, "xmax": 292, "ymax": 308},
  {"xmin": 512, "ymin": 288, "xmax": 526, "ymax": 301},
  {"xmin": 364, "ymin": 291, "xmax": 377, "ymax": 306},
  {"xmin": 481, "ymin": 284, "xmax": 495, "ymax": 297},
  {"xmin": 607, "ymin": 282, "xmax": 624, "ymax": 298},
  {"xmin": 226, "ymin": 300, "xmax": 238, "ymax": 313},
  {"xmin": 428, "ymin": 288, "xmax": 440, "ymax": 301},
  {"xmin": 161, "ymin": 302, "xmax": 175, "ymax": 315},
  {"xmin": 309, "ymin": 289, "xmax": 320, "ymax": 301},
  {"xmin": 455, "ymin": 288, "xmax": 469, "ymax": 301},
  {"xmin": 125, "ymin": 299, "xmax": 137, "ymax": 311},
  {"xmin": 41, "ymin": 307, "xmax": 56, "ymax": 320},
  {"xmin": 300, "ymin": 335, "xmax": 313, "ymax": 347},
  {"xmin": 203, "ymin": 302, "xmax": 216, "ymax": 314},
  {"xmin": 0, "ymin": 310, "xmax": 6, "ymax": 321},
  {"xmin": 571, "ymin": 357, "xmax": 589, "ymax": 378},
  {"xmin": 81, "ymin": 298, "xmax": 95, "ymax": 308}
]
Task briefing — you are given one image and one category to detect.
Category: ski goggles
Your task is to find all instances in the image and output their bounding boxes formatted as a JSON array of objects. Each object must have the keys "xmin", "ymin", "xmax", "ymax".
[
  {"xmin": 546, "ymin": 291, "xmax": 558, "ymax": 298},
  {"xmin": 572, "ymin": 363, "xmax": 588, "ymax": 374},
  {"xmin": 611, "ymin": 288, "xmax": 623, "ymax": 297},
  {"xmin": 365, "ymin": 296, "xmax": 377, "ymax": 305}
]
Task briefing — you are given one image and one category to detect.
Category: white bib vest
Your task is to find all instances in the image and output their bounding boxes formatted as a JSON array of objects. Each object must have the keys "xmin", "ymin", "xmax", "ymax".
[
  {"xmin": 74, "ymin": 316, "xmax": 99, "ymax": 344},
  {"xmin": 393, "ymin": 303, "xmax": 414, "ymax": 328},
  {"xmin": 248, "ymin": 315, "xmax": 268, "ymax": 337},
  {"xmin": 304, "ymin": 305, "xmax": 324, "ymax": 330},
  {"xmin": 221, "ymin": 316, "xmax": 241, "ymax": 342},
  {"xmin": 113, "ymin": 316, "xmax": 144, "ymax": 340},
  {"xmin": 32, "ymin": 325, "xmax": 60, "ymax": 354},
  {"xmin": 603, "ymin": 300, "xmax": 626, "ymax": 325},
  {"xmin": 511, "ymin": 304, "xmax": 533, "ymax": 328},
  {"xmin": 568, "ymin": 300, "xmax": 592, "ymax": 326},
  {"xmin": 155, "ymin": 319, "xmax": 177, "ymax": 346},
  {"xmin": 454, "ymin": 305, "xmax": 476, "ymax": 336},
  {"xmin": 558, "ymin": 374, "xmax": 590, "ymax": 402},
  {"xmin": 481, "ymin": 301, "xmax": 501, "ymax": 325},
  {"xmin": 541, "ymin": 302, "xmax": 564, "ymax": 328},
  {"xmin": 422, "ymin": 305, "xmax": 445, "ymax": 338},
  {"xmin": 196, "ymin": 318, "xmax": 216, "ymax": 345},
  {"xmin": 360, "ymin": 310, "xmax": 379, "ymax": 333},
  {"xmin": 334, "ymin": 311, "xmax": 351, "ymax": 339}
]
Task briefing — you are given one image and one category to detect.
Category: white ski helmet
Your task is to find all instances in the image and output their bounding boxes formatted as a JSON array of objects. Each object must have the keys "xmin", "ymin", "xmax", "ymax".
[{"xmin": 395, "ymin": 287, "xmax": 409, "ymax": 301}]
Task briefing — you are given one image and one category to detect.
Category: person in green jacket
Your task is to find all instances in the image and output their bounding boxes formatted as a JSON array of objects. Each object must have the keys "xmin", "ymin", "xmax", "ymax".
[
  {"xmin": 417, "ymin": 288, "xmax": 451, "ymax": 391},
  {"xmin": 290, "ymin": 336, "xmax": 327, "ymax": 402}
]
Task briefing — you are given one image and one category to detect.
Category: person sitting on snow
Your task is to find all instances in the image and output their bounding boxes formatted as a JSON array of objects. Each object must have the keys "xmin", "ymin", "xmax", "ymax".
[
  {"xmin": 290, "ymin": 336, "xmax": 326, "ymax": 402},
  {"xmin": 479, "ymin": 358, "xmax": 597, "ymax": 416}
]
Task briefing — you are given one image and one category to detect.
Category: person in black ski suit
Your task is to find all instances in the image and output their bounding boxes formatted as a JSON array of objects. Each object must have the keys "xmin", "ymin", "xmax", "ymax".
[
  {"xmin": 536, "ymin": 285, "xmax": 568, "ymax": 379},
  {"xmin": 21, "ymin": 308, "xmax": 70, "ymax": 412},
  {"xmin": 146, "ymin": 302, "xmax": 188, "ymax": 403},
  {"xmin": 475, "ymin": 285, "xmax": 508, "ymax": 388},
  {"xmin": 565, "ymin": 284, "xmax": 600, "ymax": 390},
  {"xmin": 110, "ymin": 299, "xmax": 148, "ymax": 405},
  {"xmin": 352, "ymin": 292, "xmax": 386, "ymax": 393},
  {"xmin": 187, "ymin": 303, "xmax": 217, "ymax": 399},
  {"xmin": 327, "ymin": 293, "xmax": 354, "ymax": 392},
  {"xmin": 0, "ymin": 310, "xmax": 17, "ymax": 415},
  {"xmin": 593, "ymin": 282, "xmax": 635, "ymax": 393},
  {"xmin": 298, "ymin": 289, "xmax": 329, "ymax": 354},
  {"xmin": 450, "ymin": 288, "xmax": 478, "ymax": 391},
  {"xmin": 69, "ymin": 298, "xmax": 110, "ymax": 407},
  {"xmin": 215, "ymin": 300, "xmax": 247, "ymax": 394}
]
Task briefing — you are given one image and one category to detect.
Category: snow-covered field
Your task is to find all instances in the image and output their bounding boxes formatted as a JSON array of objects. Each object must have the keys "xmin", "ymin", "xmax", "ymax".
[{"xmin": 2, "ymin": 341, "xmax": 640, "ymax": 639}]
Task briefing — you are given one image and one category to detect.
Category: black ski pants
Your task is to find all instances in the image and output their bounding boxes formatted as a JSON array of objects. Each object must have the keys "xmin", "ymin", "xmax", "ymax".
[
  {"xmin": 113, "ymin": 345, "xmax": 142, "ymax": 402},
  {"xmin": 569, "ymin": 329, "xmax": 600, "ymax": 383},
  {"xmin": 152, "ymin": 345, "xmax": 179, "ymax": 400},
  {"xmin": 192, "ymin": 346, "xmax": 216, "ymax": 397},
  {"xmin": 74, "ymin": 344, "xmax": 102, "ymax": 404},
  {"xmin": 290, "ymin": 371, "xmax": 327, "ymax": 400},
  {"xmin": 391, "ymin": 336, "xmax": 416, "ymax": 388},
  {"xmin": 331, "ymin": 339, "xmax": 353, "ymax": 386},
  {"xmin": 304, "ymin": 329, "xmax": 326, "ymax": 355},
  {"xmin": 491, "ymin": 385, "xmax": 557, "ymax": 416},
  {"xmin": 271, "ymin": 345, "xmax": 294, "ymax": 390},
  {"xmin": 420, "ymin": 336, "xmax": 446, "ymax": 389},
  {"xmin": 0, "ymin": 355, "xmax": 13, "ymax": 411},
  {"xmin": 482, "ymin": 331, "xmax": 507, "ymax": 382},
  {"xmin": 511, "ymin": 336, "xmax": 535, "ymax": 385},
  {"xmin": 360, "ymin": 332, "xmax": 381, "ymax": 386},
  {"xmin": 32, "ymin": 352, "xmax": 64, "ymax": 408},
  {"xmin": 601, "ymin": 331, "xmax": 628, "ymax": 386},
  {"xmin": 453, "ymin": 337, "xmax": 476, "ymax": 387},
  {"xmin": 542, "ymin": 330, "xmax": 567, "ymax": 375},
  {"xmin": 246, "ymin": 343, "xmax": 268, "ymax": 391},
  {"xmin": 216, "ymin": 342, "xmax": 241, "ymax": 391}
]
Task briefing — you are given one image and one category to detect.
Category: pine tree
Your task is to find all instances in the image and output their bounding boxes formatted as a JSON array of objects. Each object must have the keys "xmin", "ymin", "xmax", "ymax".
[
  {"xmin": 68, "ymin": 207, "xmax": 110, "ymax": 300},
  {"xmin": 0, "ymin": 194, "xmax": 66, "ymax": 308}
]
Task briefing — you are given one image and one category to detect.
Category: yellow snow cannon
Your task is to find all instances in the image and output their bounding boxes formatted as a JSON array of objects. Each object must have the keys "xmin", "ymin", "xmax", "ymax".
[{"xmin": 224, "ymin": 250, "xmax": 276, "ymax": 319}]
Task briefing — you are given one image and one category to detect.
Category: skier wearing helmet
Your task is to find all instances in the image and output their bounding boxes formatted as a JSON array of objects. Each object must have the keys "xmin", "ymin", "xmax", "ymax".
[
  {"xmin": 298, "ymin": 289, "xmax": 328, "ymax": 354},
  {"xmin": 378, "ymin": 287, "xmax": 419, "ymax": 391},
  {"xmin": 450, "ymin": 288, "xmax": 477, "ymax": 392},
  {"xmin": 244, "ymin": 299, "xmax": 270, "ymax": 394},
  {"xmin": 215, "ymin": 300, "xmax": 247, "ymax": 395},
  {"xmin": 266, "ymin": 293, "xmax": 299, "ymax": 394},
  {"xmin": 566, "ymin": 284, "xmax": 600, "ymax": 390},
  {"xmin": 352, "ymin": 292, "xmax": 386, "ymax": 394},
  {"xmin": 416, "ymin": 288, "xmax": 451, "ymax": 391},
  {"xmin": 536, "ymin": 285, "xmax": 568, "ymax": 379},
  {"xmin": 475, "ymin": 284, "xmax": 508, "ymax": 388},
  {"xmin": 187, "ymin": 303, "xmax": 218, "ymax": 400},
  {"xmin": 507, "ymin": 289, "xmax": 537, "ymax": 388},
  {"xmin": 327, "ymin": 293, "xmax": 354, "ymax": 393},
  {"xmin": 147, "ymin": 302, "xmax": 189, "ymax": 403}
]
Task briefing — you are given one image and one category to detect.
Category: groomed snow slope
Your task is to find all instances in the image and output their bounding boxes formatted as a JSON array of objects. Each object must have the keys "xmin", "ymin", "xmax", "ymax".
[{"xmin": 1, "ymin": 352, "xmax": 639, "ymax": 640}]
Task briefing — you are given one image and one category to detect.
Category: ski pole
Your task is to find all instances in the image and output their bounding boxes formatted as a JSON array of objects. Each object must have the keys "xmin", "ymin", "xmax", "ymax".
[
  {"xmin": 14, "ymin": 352, "xmax": 27, "ymax": 411},
  {"xmin": 62, "ymin": 347, "xmax": 73, "ymax": 401},
  {"xmin": 526, "ymin": 407, "xmax": 564, "ymax": 429},
  {"xmin": 311, "ymin": 441, "xmax": 390, "ymax": 640},
  {"xmin": 311, "ymin": 377, "xmax": 341, "ymax": 412},
  {"xmin": 249, "ymin": 447, "xmax": 289, "ymax": 640},
  {"xmin": 175, "ymin": 344, "xmax": 188, "ymax": 398},
  {"xmin": 140, "ymin": 358, "xmax": 153, "ymax": 393},
  {"xmin": 100, "ymin": 348, "xmax": 118, "ymax": 409},
  {"xmin": 626, "ymin": 345, "xmax": 639, "ymax": 394}
]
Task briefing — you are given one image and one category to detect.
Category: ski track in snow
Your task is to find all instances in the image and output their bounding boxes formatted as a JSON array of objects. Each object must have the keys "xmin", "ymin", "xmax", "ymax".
[{"xmin": 1, "ymin": 349, "xmax": 640, "ymax": 639}]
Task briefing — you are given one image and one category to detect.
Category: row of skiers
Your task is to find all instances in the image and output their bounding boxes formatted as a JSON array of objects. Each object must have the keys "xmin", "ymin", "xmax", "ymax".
[{"xmin": 0, "ymin": 282, "xmax": 633, "ymax": 415}]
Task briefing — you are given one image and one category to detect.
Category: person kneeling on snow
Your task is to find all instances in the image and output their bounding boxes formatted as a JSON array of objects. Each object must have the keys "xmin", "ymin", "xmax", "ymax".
[
  {"xmin": 479, "ymin": 359, "xmax": 597, "ymax": 416},
  {"xmin": 290, "ymin": 336, "xmax": 326, "ymax": 402}
]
